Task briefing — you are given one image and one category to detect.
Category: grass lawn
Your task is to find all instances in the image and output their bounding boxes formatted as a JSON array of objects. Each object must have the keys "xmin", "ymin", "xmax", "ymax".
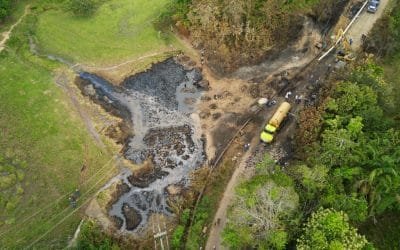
[
  {"xmin": 35, "ymin": 0, "xmax": 183, "ymax": 66},
  {"xmin": 0, "ymin": 13, "xmax": 114, "ymax": 249}
]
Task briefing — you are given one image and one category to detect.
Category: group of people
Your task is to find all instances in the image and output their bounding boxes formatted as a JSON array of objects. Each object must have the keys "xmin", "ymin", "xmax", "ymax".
[{"xmin": 284, "ymin": 91, "xmax": 303, "ymax": 104}]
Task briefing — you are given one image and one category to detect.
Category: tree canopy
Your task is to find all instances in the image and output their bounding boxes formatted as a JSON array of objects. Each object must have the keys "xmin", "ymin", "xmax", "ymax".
[{"xmin": 297, "ymin": 208, "xmax": 370, "ymax": 250}]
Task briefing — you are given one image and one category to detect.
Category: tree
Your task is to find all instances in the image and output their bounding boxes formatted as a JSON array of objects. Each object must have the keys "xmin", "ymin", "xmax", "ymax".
[
  {"xmin": 297, "ymin": 208, "xmax": 370, "ymax": 250},
  {"xmin": 297, "ymin": 164, "xmax": 329, "ymax": 194},
  {"xmin": 356, "ymin": 130, "xmax": 400, "ymax": 215},
  {"xmin": 321, "ymin": 192, "xmax": 368, "ymax": 223},
  {"xmin": 223, "ymin": 172, "xmax": 299, "ymax": 249},
  {"xmin": 325, "ymin": 81, "xmax": 387, "ymax": 131}
]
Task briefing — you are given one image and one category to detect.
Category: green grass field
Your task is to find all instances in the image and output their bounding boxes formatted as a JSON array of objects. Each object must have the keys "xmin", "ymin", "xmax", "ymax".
[
  {"xmin": 35, "ymin": 0, "xmax": 182, "ymax": 66},
  {"xmin": 0, "ymin": 8, "xmax": 116, "ymax": 249}
]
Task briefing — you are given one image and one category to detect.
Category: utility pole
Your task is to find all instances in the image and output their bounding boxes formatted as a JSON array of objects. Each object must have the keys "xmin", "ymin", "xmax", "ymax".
[{"xmin": 152, "ymin": 214, "xmax": 169, "ymax": 250}]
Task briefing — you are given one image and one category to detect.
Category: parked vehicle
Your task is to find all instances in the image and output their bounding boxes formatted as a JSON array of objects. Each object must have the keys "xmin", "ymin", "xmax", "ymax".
[
  {"xmin": 367, "ymin": 0, "xmax": 379, "ymax": 13},
  {"xmin": 260, "ymin": 102, "xmax": 291, "ymax": 143}
]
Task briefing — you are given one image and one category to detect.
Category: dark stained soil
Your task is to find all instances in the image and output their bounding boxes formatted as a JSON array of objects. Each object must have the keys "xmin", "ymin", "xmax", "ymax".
[{"xmin": 122, "ymin": 203, "xmax": 142, "ymax": 231}]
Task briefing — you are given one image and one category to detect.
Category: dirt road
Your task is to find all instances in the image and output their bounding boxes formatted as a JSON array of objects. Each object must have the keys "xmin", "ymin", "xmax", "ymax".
[
  {"xmin": 204, "ymin": 133, "xmax": 263, "ymax": 249},
  {"xmin": 347, "ymin": 0, "xmax": 390, "ymax": 49},
  {"xmin": 205, "ymin": 1, "xmax": 391, "ymax": 249},
  {"xmin": 0, "ymin": 5, "xmax": 30, "ymax": 53}
]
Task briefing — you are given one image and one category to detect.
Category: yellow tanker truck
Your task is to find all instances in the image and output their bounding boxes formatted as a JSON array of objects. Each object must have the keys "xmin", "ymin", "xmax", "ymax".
[{"xmin": 260, "ymin": 102, "xmax": 291, "ymax": 143}]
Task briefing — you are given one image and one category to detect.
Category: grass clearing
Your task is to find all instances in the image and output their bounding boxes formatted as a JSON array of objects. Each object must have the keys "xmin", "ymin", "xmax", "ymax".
[
  {"xmin": 35, "ymin": 0, "xmax": 183, "ymax": 66},
  {"xmin": 0, "ymin": 11, "xmax": 114, "ymax": 249}
]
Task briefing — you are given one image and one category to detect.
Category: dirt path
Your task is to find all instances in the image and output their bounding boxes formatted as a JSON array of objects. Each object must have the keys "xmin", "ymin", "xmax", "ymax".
[
  {"xmin": 0, "ymin": 5, "xmax": 30, "ymax": 53},
  {"xmin": 205, "ymin": 134, "xmax": 261, "ymax": 250},
  {"xmin": 55, "ymin": 71, "xmax": 106, "ymax": 149},
  {"xmin": 76, "ymin": 50, "xmax": 172, "ymax": 71},
  {"xmin": 347, "ymin": 0, "xmax": 391, "ymax": 48}
]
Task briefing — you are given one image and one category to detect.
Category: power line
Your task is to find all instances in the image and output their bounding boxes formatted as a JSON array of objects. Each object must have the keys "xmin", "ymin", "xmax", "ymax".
[
  {"xmin": 24, "ymin": 158, "xmax": 121, "ymax": 249},
  {"xmin": 0, "ymin": 155, "xmax": 118, "ymax": 238}
]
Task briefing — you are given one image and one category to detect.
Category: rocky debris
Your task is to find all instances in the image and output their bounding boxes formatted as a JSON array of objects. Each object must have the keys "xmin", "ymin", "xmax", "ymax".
[
  {"xmin": 222, "ymin": 90, "xmax": 233, "ymax": 98},
  {"xmin": 212, "ymin": 113, "xmax": 222, "ymax": 120},
  {"xmin": 194, "ymin": 79, "xmax": 210, "ymax": 90},
  {"xmin": 240, "ymin": 85, "xmax": 248, "ymax": 92},
  {"xmin": 199, "ymin": 111, "xmax": 210, "ymax": 119},
  {"xmin": 209, "ymin": 103, "xmax": 217, "ymax": 110},
  {"xmin": 201, "ymin": 95, "xmax": 212, "ymax": 102},
  {"xmin": 122, "ymin": 203, "xmax": 142, "ymax": 231},
  {"xmin": 249, "ymin": 84, "xmax": 260, "ymax": 98},
  {"xmin": 184, "ymin": 97, "xmax": 197, "ymax": 105}
]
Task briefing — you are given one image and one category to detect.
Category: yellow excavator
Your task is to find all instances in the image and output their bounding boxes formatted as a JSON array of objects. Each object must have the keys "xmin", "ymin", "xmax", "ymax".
[{"xmin": 335, "ymin": 29, "xmax": 356, "ymax": 62}]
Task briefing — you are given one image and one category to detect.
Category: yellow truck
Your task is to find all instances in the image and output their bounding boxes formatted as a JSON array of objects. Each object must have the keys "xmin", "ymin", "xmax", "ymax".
[{"xmin": 260, "ymin": 102, "xmax": 291, "ymax": 143}]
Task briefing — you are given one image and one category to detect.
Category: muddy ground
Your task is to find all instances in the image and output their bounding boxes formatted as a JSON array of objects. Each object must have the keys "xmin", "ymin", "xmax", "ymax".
[{"xmin": 76, "ymin": 58, "xmax": 208, "ymax": 234}]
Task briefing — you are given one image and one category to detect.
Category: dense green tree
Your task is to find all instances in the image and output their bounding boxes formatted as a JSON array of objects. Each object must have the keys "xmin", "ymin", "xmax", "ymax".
[
  {"xmin": 223, "ymin": 159, "xmax": 298, "ymax": 249},
  {"xmin": 296, "ymin": 164, "xmax": 329, "ymax": 196},
  {"xmin": 321, "ymin": 192, "xmax": 368, "ymax": 223},
  {"xmin": 297, "ymin": 208, "xmax": 370, "ymax": 250},
  {"xmin": 350, "ymin": 62, "xmax": 394, "ymax": 111}
]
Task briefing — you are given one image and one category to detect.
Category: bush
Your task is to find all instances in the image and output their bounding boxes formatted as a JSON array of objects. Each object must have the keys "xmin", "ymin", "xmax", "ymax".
[
  {"xmin": 68, "ymin": 0, "xmax": 98, "ymax": 16},
  {"xmin": 0, "ymin": 0, "xmax": 13, "ymax": 21},
  {"xmin": 75, "ymin": 220, "xmax": 120, "ymax": 249},
  {"xmin": 171, "ymin": 225, "xmax": 184, "ymax": 249}
]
